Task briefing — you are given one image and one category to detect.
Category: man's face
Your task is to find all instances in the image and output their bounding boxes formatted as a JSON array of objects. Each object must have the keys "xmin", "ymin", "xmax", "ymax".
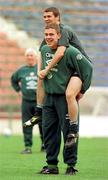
[
  {"xmin": 45, "ymin": 28, "xmax": 60, "ymax": 49},
  {"xmin": 43, "ymin": 12, "xmax": 59, "ymax": 25},
  {"xmin": 25, "ymin": 52, "xmax": 36, "ymax": 66}
]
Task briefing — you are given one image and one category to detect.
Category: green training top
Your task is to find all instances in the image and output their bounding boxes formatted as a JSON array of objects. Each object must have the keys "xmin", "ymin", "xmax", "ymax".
[
  {"xmin": 40, "ymin": 24, "xmax": 91, "ymax": 61},
  {"xmin": 41, "ymin": 45, "xmax": 93, "ymax": 94},
  {"xmin": 11, "ymin": 65, "xmax": 38, "ymax": 101}
]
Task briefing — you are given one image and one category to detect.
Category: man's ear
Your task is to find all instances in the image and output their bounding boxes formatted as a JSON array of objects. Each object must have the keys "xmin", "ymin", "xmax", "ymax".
[
  {"xmin": 58, "ymin": 33, "xmax": 61, "ymax": 39},
  {"xmin": 56, "ymin": 16, "xmax": 60, "ymax": 23}
]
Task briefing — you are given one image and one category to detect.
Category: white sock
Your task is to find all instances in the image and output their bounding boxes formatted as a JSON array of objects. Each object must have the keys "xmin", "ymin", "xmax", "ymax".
[
  {"xmin": 69, "ymin": 120, "xmax": 78, "ymax": 125},
  {"xmin": 25, "ymin": 120, "xmax": 32, "ymax": 126},
  {"xmin": 37, "ymin": 104, "xmax": 43, "ymax": 108}
]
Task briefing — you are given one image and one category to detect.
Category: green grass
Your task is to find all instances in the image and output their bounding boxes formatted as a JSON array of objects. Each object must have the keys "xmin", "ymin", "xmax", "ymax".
[{"xmin": 0, "ymin": 135, "xmax": 108, "ymax": 180}]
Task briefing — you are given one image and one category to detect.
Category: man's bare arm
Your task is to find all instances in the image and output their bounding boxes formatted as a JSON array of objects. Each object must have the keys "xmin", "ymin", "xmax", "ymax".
[
  {"xmin": 38, "ymin": 46, "xmax": 66, "ymax": 79},
  {"xmin": 47, "ymin": 46, "xmax": 66, "ymax": 70}
]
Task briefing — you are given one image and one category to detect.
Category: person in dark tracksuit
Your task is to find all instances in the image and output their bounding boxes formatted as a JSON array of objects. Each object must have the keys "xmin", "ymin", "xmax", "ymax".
[
  {"xmin": 38, "ymin": 24, "xmax": 93, "ymax": 175},
  {"xmin": 11, "ymin": 48, "xmax": 44, "ymax": 154}
]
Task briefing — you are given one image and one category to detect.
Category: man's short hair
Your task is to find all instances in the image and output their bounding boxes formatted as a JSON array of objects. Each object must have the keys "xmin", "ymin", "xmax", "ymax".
[
  {"xmin": 45, "ymin": 23, "xmax": 61, "ymax": 34},
  {"xmin": 44, "ymin": 7, "xmax": 60, "ymax": 18},
  {"xmin": 25, "ymin": 48, "xmax": 37, "ymax": 56}
]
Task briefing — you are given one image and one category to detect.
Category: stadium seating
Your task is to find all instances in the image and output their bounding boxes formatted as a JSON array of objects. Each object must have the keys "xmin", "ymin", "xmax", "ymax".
[
  {"xmin": 0, "ymin": 0, "xmax": 108, "ymax": 118},
  {"xmin": 0, "ymin": 0, "xmax": 107, "ymax": 86},
  {"xmin": 0, "ymin": 31, "xmax": 25, "ymax": 118}
]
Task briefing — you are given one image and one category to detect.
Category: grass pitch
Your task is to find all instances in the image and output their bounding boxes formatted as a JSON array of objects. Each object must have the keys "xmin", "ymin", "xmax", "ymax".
[{"xmin": 0, "ymin": 135, "xmax": 108, "ymax": 180}]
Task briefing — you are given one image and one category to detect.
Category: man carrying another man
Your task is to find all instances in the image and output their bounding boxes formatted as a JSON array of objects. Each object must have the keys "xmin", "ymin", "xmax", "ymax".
[{"xmin": 37, "ymin": 23, "xmax": 92, "ymax": 175}]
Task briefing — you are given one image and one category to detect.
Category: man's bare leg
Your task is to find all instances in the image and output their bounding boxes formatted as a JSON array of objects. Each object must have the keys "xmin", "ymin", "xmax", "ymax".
[
  {"xmin": 37, "ymin": 78, "xmax": 45, "ymax": 108},
  {"xmin": 66, "ymin": 76, "xmax": 82, "ymax": 124},
  {"xmin": 24, "ymin": 53, "xmax": 45, "ymax": 127},
  {"xmin": 24, "ymin": 79, "xmax": 45, "ymax": 126},
  {"xmin": 65, "ymin": 76, "xmax": 82, "ymax": 147}
]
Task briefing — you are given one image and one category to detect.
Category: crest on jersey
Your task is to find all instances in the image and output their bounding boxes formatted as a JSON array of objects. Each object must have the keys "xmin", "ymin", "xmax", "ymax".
[
  {"xmin": 76, "ymin": 54, "xmax": 82, "ymax": 60},
  {"xmin": 30, "ymin": 72, "xmax": 35, "ymax": 76},
  {"xmin": 47, "ymin": 72, "xmax": 53, "ymax": 79}
]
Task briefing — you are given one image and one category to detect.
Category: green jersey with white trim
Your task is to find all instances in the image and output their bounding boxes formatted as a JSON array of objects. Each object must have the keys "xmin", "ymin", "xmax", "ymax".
[
  {"xmin": 40, "ymin": 23, "xmax": 91, "ymax": 62},
  {"xmin": 11, "ymin": 65, "xmax": 38, "ymax": 101},
  {"xmin": 41, "ymin": 45, "xmax": 93, "ymax": 94}
]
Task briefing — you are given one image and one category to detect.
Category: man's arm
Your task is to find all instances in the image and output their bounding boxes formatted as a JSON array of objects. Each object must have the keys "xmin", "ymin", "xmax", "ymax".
[
  {"xmin": 38, "ymin": 46, "xmax": 66, "ymax": 79},
  {"xmin": 11, "ymin": 71, "xmax": 21, "ymax": 92},
  {"xmin": 66, "ymin": 47, "xmax": 93, "ymax": 94},
  {"xmin": 72, "ymin": 51, "xmax": 93, "ymax": 94},
  {"xmin": 46, "ymin": 46, "xmax": 66, "ymax": 71}
]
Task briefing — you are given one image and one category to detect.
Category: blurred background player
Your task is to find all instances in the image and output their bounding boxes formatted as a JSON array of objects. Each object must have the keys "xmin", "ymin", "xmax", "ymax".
[{"xmin": 11, "ymin": 48, "xmax": 44, "ymax": 154}]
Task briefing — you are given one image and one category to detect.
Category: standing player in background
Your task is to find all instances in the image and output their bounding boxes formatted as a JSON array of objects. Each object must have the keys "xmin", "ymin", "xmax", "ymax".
[{"xmin": 11, "ymin": 48, "xmax": 44, "ymax": 154}]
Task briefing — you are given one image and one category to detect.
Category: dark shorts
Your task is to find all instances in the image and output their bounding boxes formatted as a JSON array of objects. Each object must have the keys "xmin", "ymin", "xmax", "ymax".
[{"xmin": 72, "ymin": 71, "xmax": 80, "ymax": 77}]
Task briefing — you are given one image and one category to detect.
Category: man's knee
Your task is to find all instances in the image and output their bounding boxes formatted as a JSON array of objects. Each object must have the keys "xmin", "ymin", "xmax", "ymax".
[{"xmin": 66, "ymin": 89, "xmax": 75, "ymax": 101}]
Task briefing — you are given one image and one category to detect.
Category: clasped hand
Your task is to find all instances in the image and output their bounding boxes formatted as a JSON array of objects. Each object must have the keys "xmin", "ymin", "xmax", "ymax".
[{"xmin": 38, "ymin": 68, "xmax": 49, "ymax": 79}]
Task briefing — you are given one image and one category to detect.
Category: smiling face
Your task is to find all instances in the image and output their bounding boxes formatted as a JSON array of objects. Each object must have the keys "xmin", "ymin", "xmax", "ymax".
[
  {"xmin": 25, "ymin": 50, "xmax": 36, "ymax": 66},
  {"xmin": 43, "ymin": 11, "xmax": 59, "ymax": 25},
  {"xmin": 44, "ymin": 27, "xmax": 61, "ymax": 49}
]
